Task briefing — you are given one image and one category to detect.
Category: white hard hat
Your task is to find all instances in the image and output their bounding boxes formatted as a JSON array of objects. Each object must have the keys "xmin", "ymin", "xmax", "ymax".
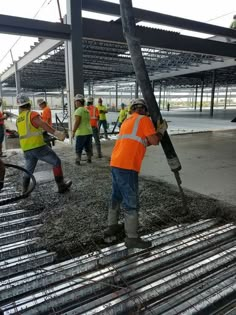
[
  {"xmin": 86, "ymin": 95, "xmax": 94, "ymax": 103},
  {"xmin": 16, "ymin": 94, "xmax": 30, "ymax": 106},
  {"xmin": 37, "ymin": 98, "xmax": 46, "ymax": 105},
  {"xmin": 130, "ymin": 98, "xmax": 148, "ymax": 110},
  {"xmin": 74, "ymin": 94, "xmax": 84, "ymax": 101}
]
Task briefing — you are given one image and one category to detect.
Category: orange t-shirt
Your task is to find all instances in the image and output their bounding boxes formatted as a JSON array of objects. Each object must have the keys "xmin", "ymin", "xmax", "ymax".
[
  {"xmin": 41, "ymin": 106, "xmax": 52, "ymax": 126},
  {"xmin": 86, "ymin": 105, "xmax": 99, "ymax": 127},
  {"xmin": 110, "ymin": 113, "xmax": 156, "ymax": 172}
]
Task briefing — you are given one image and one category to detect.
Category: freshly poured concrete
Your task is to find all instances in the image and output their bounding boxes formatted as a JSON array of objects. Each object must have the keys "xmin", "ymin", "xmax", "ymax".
[{"xmin": 142, "ymin": 130, "xmax": 236, "ymax": 206}]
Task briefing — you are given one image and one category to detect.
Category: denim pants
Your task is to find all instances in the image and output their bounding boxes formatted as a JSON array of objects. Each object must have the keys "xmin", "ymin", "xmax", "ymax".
[
  {"xmin": 23, "ymin": 145, "xmax": 61, "ymax": 179},
  {"xmin": 111, "ymin": 167, "xmax": 139, "ymax": 214},
  {"xmin": 98, "ymin": 120, "xmax": 108, "ymax": 138},
  {"xmin": 75, "ymin": 134, "xmax": 92, "ymax": 154}
]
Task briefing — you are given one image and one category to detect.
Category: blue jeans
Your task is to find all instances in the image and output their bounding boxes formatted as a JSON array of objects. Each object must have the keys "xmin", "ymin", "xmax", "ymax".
[
  {"xmin": 111, "ymin": 167, "xmax": 139, "ymax": 214},
  {"xmin": 98, "ymin": 120, "xmax": 108, "ymax": 139},
  {"xmin": 23, "ymin": 145, "xmax": 61, "ymax": 179}
]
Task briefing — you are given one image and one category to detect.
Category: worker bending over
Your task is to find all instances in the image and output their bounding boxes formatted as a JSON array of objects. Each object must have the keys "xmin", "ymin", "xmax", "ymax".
[{"xmin": 105, "ymin": 98, "xmax": 167, "ymax": 249}]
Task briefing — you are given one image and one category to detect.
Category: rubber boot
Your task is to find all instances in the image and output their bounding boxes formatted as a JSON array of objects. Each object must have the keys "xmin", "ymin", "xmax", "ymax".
[
  {"xmin": 104, "ymin": 203, "xmax": 123, "ymax": 237},
  {"xmin": 96, "ymin": 144, "xmax": 102, "ymax": 158},
  {"xmin": 87, "ymin": 152, "xmax": 92, "ymax": 163},
  {"xmin": 22, "ymin": 177, "xmax": 31, "ymax": 194},
  {"xmin": 53, "ymin": 165, "xmax": 72, "ymax": 193},
  {"xmin": 124, "ymin": 212, "xmax": 152, "ymax": 249},
  {"xmin": 75, "ymin": 153, "xmax": 81, "ymax": 165}
]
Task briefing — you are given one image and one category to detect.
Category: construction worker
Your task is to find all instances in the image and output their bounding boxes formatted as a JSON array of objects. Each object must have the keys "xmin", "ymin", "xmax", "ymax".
[
  {"xmin": 105, "ymin": 98, "xmax": 168, "ymax": 249},
  {"xmin": 37, "ymin": 98, "xmax": 53, "ymax": 147},
  {"xmin": 86, "ymin": 95, "xmax": 102, "ymax": 158},
  {"xmin": 0, "ymin": 98, "xmax": 8, "ymax": 156},
  {"xmin": 97, "ymin": 97, "xmax": 109, "ymax": 139},
  {"xmin": 230, "ymin": 15, "xmax": 236, "ymax": 29},
  {"xmin": 16, "ymin": 93, "xmax": 72, "ymax": 194},
  {"xmin": 72, "ymin": 94, "xmax": 93, "ymax": 165},
  {"xmin": 37, "ymin": 98, "xmax": 52, "ymax": 126},
  {"xmin": 118, "ymin": 103, "xmax": 127, "ymax": 128}
]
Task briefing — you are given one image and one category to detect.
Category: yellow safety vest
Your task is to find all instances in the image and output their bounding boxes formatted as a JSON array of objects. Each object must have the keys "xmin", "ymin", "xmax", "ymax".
[{"xmin": 16, "ymin": 111, "xmax": 45, "ymax": 151}]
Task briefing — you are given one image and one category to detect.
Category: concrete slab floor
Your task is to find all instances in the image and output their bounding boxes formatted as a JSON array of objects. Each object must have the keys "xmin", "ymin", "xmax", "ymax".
[{"xmin": 141, "ymin": 129, "xmax": 236, "ymax": 206}]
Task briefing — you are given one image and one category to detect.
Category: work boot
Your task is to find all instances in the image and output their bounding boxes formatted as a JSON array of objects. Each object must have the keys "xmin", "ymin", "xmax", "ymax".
[
  {"xmin": 96, "ymin": 145, "xmax": 102, "ymax": 158},
  {"xmin": 87, "ymin": 152, "xmax": 92, "ymax": 163},
  {"xmin": 104, "ymin": 224, "xmax": 124, "ymax": 237},
  {"xmin": 124, "ymin": 212, "xmax": 152, "ymax": 249},
  {"xmin": 104, "ymin": 203, "xmax": 123, "ymax": 237},
  {"xmin": 22, "ymin": 177, "xmax": 31, "ymax": 195},
  {"xmin": 55, "ymin": 176, "xmax": 72, "ymax": 193},
  {"xmin": 75, "ymin": 153, "xmax": 81, "ymax": 165}
]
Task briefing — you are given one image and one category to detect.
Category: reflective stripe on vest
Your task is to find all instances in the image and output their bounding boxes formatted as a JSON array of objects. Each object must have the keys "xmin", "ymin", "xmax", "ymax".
[
  {"xmin": 17, "ymin": 111, "xmax": 45, "ymax": 151},
  {"xmin": 90, "ymin": 106, "xmax": 97, "ymax": 120},
  {"xmin": 19, "ymin": 111, "xmax": 42, "ymax": 139},
  {"xmin": 117, "ymin": 115, "xmax": 147, "ymax": 147}
]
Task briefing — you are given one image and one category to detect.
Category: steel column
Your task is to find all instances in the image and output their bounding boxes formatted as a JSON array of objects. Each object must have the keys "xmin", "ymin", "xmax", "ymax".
[
  {"xmin": 135, "ymin": 81, "xmax": 139, "ymax": 98},
  {"xmin": 200, "ymin": 78, "xmax": 204, "ymax": 112},
  {"xmin": 65, "ymin": 0, "xmax": 84, "ymax": 142},
  {"xmin": 224, "ymin": 85, "xmax": 228, "ymax": 110},
  {"xmin": 210, "ymin": 70, "xmax": 216, "ymax": 117},
  {"xmin": 159, "ymin": 82, "xmax": 162, "ymax": 108},
  {"xmin": 14, "ymin": 63, "xmax": 21, "ymax": 95},
  {"xmin": 194, "ymin": 85, "xmax": 198, "ymax": 110},
  {"xmin": 0, "ymin": 82, "xmax": 2, "ymax": 97},
  {"xmin": 115, "ymin": 82, "xmax": 118, "ymax": 110}
]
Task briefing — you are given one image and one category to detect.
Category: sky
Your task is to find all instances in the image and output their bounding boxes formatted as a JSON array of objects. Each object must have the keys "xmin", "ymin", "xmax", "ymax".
[{"xmin": 0, "ymin": 0, "xmax": 235, "ymax": 74}]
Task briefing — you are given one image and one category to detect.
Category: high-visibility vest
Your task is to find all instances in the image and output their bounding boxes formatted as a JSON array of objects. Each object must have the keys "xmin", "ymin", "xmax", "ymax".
[
  {"xmin": 110, "ymin": 113, "xmax": 151, "ymax": 172},
  {"xmin": 117, "ymin": 115, "xmax": 147, "ymax": 147},
  {"xmin": 17, "ymin": 111, "xmax": 45, "ymax": 151},
  {"xmin": 86, "ymin": 105, "xmax": 98, "ymax": 127}
]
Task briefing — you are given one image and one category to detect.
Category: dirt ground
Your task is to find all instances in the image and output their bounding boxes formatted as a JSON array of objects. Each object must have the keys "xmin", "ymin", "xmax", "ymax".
[{"xmin": 7, "ymin": 140, "xmax": 236, "ymax": 260}]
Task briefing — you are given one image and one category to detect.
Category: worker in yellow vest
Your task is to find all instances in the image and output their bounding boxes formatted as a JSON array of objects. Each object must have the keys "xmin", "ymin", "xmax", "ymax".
[
  {"xmin": 118, "ymin": 103, "xmax": 127, "ymax": 128},
  {"xmin": 96, "ymin": 97, "xmax": 109, "ymax": 139},
  {"xmin": 16, "ymin": 93, "xmax": 72, "ymax": 194}
]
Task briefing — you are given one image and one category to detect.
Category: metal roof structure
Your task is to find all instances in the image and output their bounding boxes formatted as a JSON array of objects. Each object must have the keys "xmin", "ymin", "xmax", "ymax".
[{"xmin": 0, "ymin": 0, "xmax": 236, "ymax": 92}]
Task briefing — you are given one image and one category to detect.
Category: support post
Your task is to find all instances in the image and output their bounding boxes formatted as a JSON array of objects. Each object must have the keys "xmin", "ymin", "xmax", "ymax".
[
  {"xmin": 194, "ymin": 84, "xmax": 198, "ymax": 110},
  {"xmin": 115, "ymin": 82, "xmax": 118, "ymax": 110},
  {"xmin": 14, "ymin": 63, "xmax": 21, "ymax": 95},
  {"xmin": 210, "ymin": 70, "xmax": 216, "ymax": 117},
  {"xmin": 159, "ymin": 82, "xmax": 162, "ymax": 108},
  {"xmin": 200, "ymin": 78, "xmax": 204, "ymax": 112},
  {"xmin": 224, "ymin": 85, "xmax": 228, "ymax": 110},
  {"xmin": 65, "ymin": 0, "xmax": 84, "ymax": 143},
  {"xmin": 135, "ymin": 81, "xmax": 139, "ymax": 98}
]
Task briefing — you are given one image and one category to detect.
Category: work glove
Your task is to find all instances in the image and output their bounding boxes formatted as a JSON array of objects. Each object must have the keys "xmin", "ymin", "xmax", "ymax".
[
  {"xmin": 54, "ymin": 130, "xmax": 66, "ymax": 141},
  {"xmin": 156, "ymin": 119, "xmax": 168, "ymax": 136}
]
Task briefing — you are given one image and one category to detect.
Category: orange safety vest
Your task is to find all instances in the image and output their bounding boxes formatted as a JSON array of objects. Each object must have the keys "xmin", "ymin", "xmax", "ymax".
[
  {"xmin": 110, "ymin": 113, "xmax": 156, "ymax": 172},
  {"xmin": 86, "ymin": 105, "xmax": 99, "ymax": 127}
]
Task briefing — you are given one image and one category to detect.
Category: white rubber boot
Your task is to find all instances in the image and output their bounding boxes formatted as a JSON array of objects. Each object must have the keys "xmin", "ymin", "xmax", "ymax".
[
  {"xmin": 124, "ymin": 212, "xmax": 152, "ymax": 249},
  {"xmin": 104, "ymin": 203, "xmax": 123, "ymax": 237}
]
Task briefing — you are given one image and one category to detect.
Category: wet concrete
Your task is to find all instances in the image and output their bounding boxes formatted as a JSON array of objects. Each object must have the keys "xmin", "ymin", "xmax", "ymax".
[{"xmin": 4, "ymin": 134, "xmax": 235, "ymax": 257}]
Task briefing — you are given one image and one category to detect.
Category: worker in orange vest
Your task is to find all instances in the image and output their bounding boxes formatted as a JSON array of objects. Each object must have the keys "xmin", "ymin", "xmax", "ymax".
[
  {"xmin": 104, "ymin": 98, "xmax": 168, "ymax": 249},
  {"xmin": 86, "ymin": 96, "xmax": 102, "ymax": 158},
  {"xmin": 37, "ymin": 98, "xmax": 53, "ymax": 147}
]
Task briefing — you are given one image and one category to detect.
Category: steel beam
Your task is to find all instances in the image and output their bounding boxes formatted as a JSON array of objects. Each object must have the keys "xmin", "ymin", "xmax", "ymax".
[
  {"xmin": 83, "ymin": 0, "xmax": 236, "ymax": 39},
  {"xmin": 1, "ymin": 39, "xmax": 62, "ymax": 81},
  {"xmin": 0, "ymin": 14, "xmax": 70, "ymax": 39},
  {"xmin": 82, "ymin": 18, "xmax": 236, "ymax": 58}
]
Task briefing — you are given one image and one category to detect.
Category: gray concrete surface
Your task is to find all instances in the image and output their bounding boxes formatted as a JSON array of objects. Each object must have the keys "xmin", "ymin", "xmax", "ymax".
[
  {"xmin": 4, "ymin": 108, "xmax": 236, "ymax": 207},
  {"xmin": 142, "ymin": 130, "xmax": 236, "ymax": 206}
]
